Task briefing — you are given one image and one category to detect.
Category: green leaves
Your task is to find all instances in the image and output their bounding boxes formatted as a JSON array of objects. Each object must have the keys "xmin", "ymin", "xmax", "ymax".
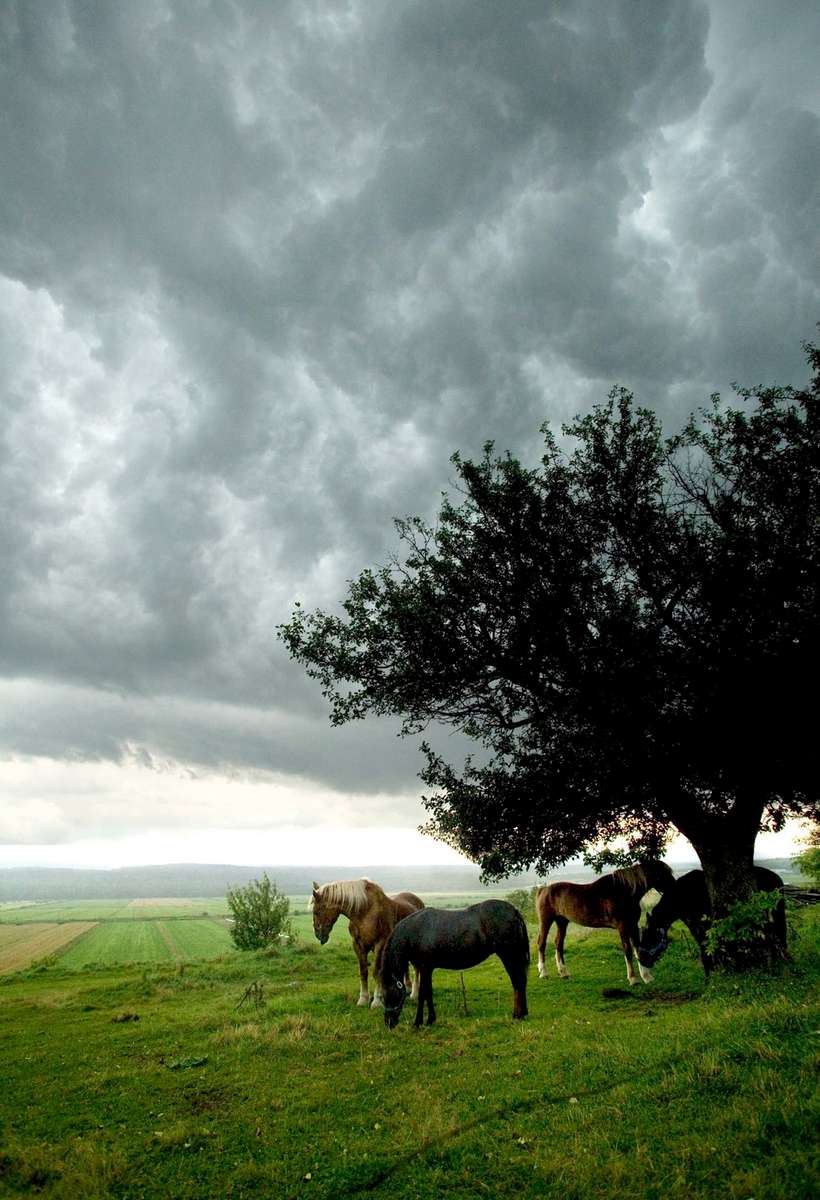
[
  {"xmin": 226, "ymin": 874, "xmax": 292, "ymax": 952},
  {"xmin": 278, "ymin": 342, "xmax": 820, "ymax": 886}
]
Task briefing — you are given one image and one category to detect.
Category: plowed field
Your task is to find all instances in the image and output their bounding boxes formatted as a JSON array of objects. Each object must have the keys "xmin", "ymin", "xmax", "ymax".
[{"xmin": 0, "ymin": 922, "xmax": 97, "ymax": 972}]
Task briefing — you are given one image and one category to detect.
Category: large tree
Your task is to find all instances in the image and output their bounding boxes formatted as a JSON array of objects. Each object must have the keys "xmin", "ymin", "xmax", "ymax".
[{"xmin": 279, "ymin": 343, "xmax": 820, "ymax": 966}]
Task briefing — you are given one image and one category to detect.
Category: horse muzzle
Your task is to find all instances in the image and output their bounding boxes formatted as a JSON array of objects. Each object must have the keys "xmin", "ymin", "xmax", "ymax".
[
  {"xmin": 383, "ymin": 1007, "xmax": 401, "ymax": 1029},
  {"xmin": 638, "ymin": 929, "xmax": 668, "ymax": 967},
  {"xmin": 314, "ymin": 928, "xmax": 329, "ymax": 945}
]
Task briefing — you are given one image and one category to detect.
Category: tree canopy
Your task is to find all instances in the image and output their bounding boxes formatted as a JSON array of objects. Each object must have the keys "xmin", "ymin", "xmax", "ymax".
[{"xmin": 279, "ymin": 342, "xmax": 820, "ymax": 931}]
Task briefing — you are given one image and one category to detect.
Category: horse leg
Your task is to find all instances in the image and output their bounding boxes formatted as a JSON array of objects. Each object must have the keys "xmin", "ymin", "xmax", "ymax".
[
  {"xmin": 370, "ymin": 939, "xmax": 385, "ymax": 1008},
  {"xmin": 554, "ymin": 916, "xmax": 570, "ymax": 979},
  {"xmin": 499, "ymin": 952, "xmax": 528, "ymax": 1019},
  {"xmin": 414, "ymin": 968, "xmax": 429, "ymax": 1028},
  {"xmin": 536, "ymin": 898, "xmax": 553, "ymax": 979},
  {"xmin": 617, "ymin": 922, "xmax": 639, "ymax": 985},
  {"xmin": 632, "ymin": 917, "xmax": 653, "ymax": 983},
  {"xmin": 409, "ymin": 966, "xmax": 419, "ymax": 1001},
  {"xmin": 424, "ymin": 969, "xmax": 436, "ymax": 1026},
  {"xmin": 352, "ymin": 937, "xmax": 370, "ymax": 1006}
]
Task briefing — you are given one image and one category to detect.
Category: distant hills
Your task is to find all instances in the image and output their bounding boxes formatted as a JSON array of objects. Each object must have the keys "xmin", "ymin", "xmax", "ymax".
[{"xmin": 0, "ymin": 858, "xmax": 801, "ymax": 902}]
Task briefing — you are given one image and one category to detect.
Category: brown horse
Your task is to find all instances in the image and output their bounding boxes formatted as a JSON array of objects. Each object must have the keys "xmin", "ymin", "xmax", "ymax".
[
  {"xmin": 536, "ymin": 860, "xmax": 676, "ymax": 986},
  {"xmin": 311, "ymin": 878, "xmax": 424, "ymax": 1008}
]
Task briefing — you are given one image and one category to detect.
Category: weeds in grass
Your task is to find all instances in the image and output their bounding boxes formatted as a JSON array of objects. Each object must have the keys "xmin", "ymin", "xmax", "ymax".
[{"xmin": 0, "ymin": 1136, "xmax": 126, "ymax": 1199}]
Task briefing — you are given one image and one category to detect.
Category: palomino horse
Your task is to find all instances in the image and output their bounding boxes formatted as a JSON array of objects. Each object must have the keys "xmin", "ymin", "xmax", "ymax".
[
  {"xmin": 382, "ymin": 900, "xmax": 529, "ymax": 1028},
  {"xmin": 311, "ymin": 878, "xmax": 424, "ymax": 1008},
  {"xmin": 536, "ymin": 860, "xmax": 676, "ymax": 985},
  {"xmin": 638, "ymin": 866, "xmax": 785, "ymax": 975}
]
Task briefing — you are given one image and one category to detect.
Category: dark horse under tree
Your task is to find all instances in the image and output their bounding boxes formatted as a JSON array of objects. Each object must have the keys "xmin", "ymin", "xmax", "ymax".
[
  {"xmin": 536, "ymin": 861, "xmax": 676, "ymax": 985},
  {"xmin": 382, "ymin": 900, "xmax": 529, "ymax": 1028},
  {"xmin": 638, "ymin": 867, "xmax": 785, "ymax": 975}
]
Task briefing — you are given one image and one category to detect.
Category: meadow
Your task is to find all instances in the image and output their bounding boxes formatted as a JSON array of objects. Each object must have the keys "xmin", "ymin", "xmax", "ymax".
[{"xmin": 0, "ymin": 898, "xmax": 817, "ymax": 1200}]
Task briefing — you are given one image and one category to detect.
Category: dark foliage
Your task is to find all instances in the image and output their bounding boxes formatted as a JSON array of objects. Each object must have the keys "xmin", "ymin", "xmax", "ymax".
[{"xmin": 280, "ymin": 342, "xmax": 820, "ymax": 960}]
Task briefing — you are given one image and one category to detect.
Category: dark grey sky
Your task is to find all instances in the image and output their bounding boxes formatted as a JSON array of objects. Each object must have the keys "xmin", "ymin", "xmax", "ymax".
[{"xmin": 1, "ymin": 0, "xmax": 817, "ymax": 863}]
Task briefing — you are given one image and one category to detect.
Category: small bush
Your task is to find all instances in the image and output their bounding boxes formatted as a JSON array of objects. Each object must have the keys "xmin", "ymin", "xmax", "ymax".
[
  {"xmin": 505, "ymin": 886, "xmax": 541, "ymax": 921},
  {"xmin": 226, "ymin": 873, "xmax": 292, "ymax": 951},
  {"xmin": 704, "ymin": 890, "xmax": 784, "ymax": 966},
  {"xmin": 793, "ymin": 845, "xmax": 820, "ymax": 887}
]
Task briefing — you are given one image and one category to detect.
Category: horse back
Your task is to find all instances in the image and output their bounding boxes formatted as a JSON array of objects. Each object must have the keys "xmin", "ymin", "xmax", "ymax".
[
  {"xmin": 388, "ymin": 900, "xmax": 527, "ymax": 972},
  {"xmin": 655, "ymin": 866, "xmax": 785, "ymax": 932},
  {"xmin": 390, "ymin": 892, "xmax": 425, "ymax": 921},
  {"xmin": 537, "ymin": 879, "xmax": 625, "ymax": 928}
]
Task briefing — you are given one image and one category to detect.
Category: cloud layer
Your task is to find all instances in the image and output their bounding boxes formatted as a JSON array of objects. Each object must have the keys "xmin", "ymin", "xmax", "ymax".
[{"xmin": 1, "ymin": 0, "xmax": 818, "ymax": 850}]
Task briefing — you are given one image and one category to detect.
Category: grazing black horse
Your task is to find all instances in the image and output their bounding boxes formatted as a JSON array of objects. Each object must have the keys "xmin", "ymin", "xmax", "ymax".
[
  {"xmin": 382, "ymin": 900, "xmax": 529, "ymax": 1028},
  {"xmin": 638, "ymin": 866, "xmax": 785, "ymax": 974}
]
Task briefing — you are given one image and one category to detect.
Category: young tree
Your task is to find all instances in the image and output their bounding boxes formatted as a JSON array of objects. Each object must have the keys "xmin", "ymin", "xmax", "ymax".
[
  {"xmin": 279, "ymin": 343, "xmax": 820, "ymax": 968},
  {"xmin": 226, "ymin": 874, "xmax": 292, "ymax": 951},
  {"xmin": 793, "ymin": 824, "xmax": 820, "ymax": 887}
]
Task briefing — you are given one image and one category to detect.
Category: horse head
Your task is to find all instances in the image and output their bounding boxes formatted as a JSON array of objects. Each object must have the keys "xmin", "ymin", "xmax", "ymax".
[
  {"xmin": 637, "ymin": 922, "xmax": 669, "ymax": 968},
  {"xmin": 311, "ymin": 882, "xmax": 340, "ymax": 945},
  {"xmin": 382, "ymin": 974, "xmax": 407, "ymax": 1029}
]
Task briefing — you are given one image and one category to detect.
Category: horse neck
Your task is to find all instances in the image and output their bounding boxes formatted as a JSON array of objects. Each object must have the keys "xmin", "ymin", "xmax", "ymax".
[
  {"xmin": 647, "ymin": 888, "xmax": 678, "ymax": 929},
  {"xmin": 383, "ymin": 933, "xmax": 409, "ymax": 980}
]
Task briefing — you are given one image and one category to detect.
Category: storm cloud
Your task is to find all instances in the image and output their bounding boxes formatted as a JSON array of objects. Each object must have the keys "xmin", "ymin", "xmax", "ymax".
[{"xmin": 1, "ymin": 1, "xmax": 817, "ymax": 852}]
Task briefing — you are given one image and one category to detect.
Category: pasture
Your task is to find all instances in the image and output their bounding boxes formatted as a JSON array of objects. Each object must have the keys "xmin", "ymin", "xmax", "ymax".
[{"xmin": 0, "ymin": 902, "xmax": 817, "ymax": 1200}]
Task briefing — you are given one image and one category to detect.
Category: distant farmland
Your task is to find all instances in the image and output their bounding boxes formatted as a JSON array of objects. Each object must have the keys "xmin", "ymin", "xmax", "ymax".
[
  {"xmin": 0, "ymin": 921, "xmax": 98, "ymax": 972},
  {"xmin": 0, "ymin": 898, "xmax": 238, "ymax": 972},
  {"xmin": 0, "ymin": 896, "xmax": 322, "ymax": 973}
]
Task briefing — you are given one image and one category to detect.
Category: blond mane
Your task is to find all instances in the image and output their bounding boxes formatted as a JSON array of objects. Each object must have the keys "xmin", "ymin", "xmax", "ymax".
[{"xmin": 312, "ymin": 878, "xmax": 385, "ymax": 916}]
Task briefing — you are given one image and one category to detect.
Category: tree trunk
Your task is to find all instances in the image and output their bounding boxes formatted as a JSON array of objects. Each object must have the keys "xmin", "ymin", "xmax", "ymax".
[{"xmin": 692, "ymin": 827, "xmax": 787, "ymax": 972}]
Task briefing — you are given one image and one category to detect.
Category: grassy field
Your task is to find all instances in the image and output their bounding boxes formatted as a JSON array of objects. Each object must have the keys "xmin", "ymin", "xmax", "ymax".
[
  {"xmin": 0, "ymin": 893, "xmax": 515, "ymax": 974},
  {"xmin": 0, "ymin": 900, "xmax": 232, "ymax": 925},
  {"xmin": 0, "ymin": 903, "xmax": 817, "ymax": 1200}
]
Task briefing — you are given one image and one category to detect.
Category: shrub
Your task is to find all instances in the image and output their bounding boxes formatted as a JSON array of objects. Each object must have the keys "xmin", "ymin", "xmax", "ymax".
[
  {"xmin": 703, "ymin": 890, "xmax": 785, "ymax": 967},
  {"xmin": 505, "ymin": 886, "xmax": 540, "ymax": 921},
  {"xmin": 226, "ymin": 874, "xmax": 293, "ymax": 951}
]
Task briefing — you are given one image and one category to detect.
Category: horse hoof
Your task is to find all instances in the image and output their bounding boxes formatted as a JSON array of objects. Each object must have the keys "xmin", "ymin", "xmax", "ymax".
[
  {"xmin": 356, "ymin": 996, "xmax": 369, "ymax": 1007},
  {"xmin": 370, "ymin": 996, "xmax": 384, "ymax": 1009}
]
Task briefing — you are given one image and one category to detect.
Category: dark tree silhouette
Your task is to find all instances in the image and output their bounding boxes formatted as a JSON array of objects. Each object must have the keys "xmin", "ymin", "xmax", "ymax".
[{"xmin": 280, "ymin": 342, "xmax": 820, "ymax": 968}]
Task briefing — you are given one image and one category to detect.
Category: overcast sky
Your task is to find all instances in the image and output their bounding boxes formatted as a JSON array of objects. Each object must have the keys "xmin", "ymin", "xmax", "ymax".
[{"xmin": 1, "ymin": 0, "xmax": 817, "ymax": 870}]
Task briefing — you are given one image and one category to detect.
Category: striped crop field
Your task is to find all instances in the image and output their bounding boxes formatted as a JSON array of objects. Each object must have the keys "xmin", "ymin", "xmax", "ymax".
[
  {"xmin": 157, "ymin": 918, "xmax": 234, "ymax": 960},
  {"xmin": 0, "ymin": 922, "xmax": 97, "ymax": 973},
  {"xmin": 0, "ymin": 901, "xmax": 135, "ymax": 924},
  {"xmin": 57, "ymin": 920, "xmax": 175, "ymax": 968},
  {"xmin": 125, "ymin": 897, "xmax": 232, "ymax": 918},
  {"xmin": 0, "ymin": 898, "xmax": 232, "ymax": 923}
]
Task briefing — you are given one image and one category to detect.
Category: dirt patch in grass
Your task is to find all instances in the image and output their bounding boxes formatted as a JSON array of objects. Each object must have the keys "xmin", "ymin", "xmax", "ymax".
[{"xmin": 601, "ymin": 987, "xmax": 701, "ymax": 1003}]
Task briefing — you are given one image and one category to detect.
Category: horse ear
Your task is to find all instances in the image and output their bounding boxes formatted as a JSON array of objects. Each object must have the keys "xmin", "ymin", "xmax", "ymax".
[{"xmin": 312, "ymin": 882, "xmax": 320, "ymax": 894}]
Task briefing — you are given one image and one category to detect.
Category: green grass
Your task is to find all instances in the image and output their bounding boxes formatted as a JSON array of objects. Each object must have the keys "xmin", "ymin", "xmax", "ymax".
[
  {"xmin": 57, "ymin": 921, "xmax": 176, "ymax": 968},
  {"xmin": 0, "ymin": 905, "xmax": 817, "ymax": 1199},
  {"xmin": 0, "ymin": 900, "xmax": 232, "ymax": 924},
  {"xmin": 159, "ymin": 920, "xmax": 234, "ymax": 961}
]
